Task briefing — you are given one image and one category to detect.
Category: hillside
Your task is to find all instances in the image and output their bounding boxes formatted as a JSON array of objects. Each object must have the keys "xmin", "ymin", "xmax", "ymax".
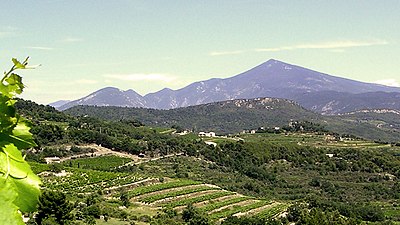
[
  {"xmin": 15, "ymin": 98, "xmax": 400, "ymax": 223},
  {"xmin": 65, "ymin": 97, "xmax": 400, "ymax": 142},
  {"xmin": 65, "ymin": 97, "xmax": 320, "ymax": 133},
  {"xmin": 55, "ymin": 59, "xmax": 400, "ymax": 114},
  {"xmin": 293, "ymin": 91, "xmax": 400, "ymax": 115},
  {"xmin": 39, "ymin": 156, "xmax": 289, "ymax": 223},
  {"xmin": 30, "ymin": 131, "xmax": 400, "ymax": 224},
  {"xmin": 335, "ymin": 109, "xmax": 400, "ymax": 133}
]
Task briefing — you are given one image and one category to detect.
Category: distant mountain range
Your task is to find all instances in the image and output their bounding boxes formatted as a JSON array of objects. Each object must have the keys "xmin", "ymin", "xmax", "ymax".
[{"xmin": 55, "ymin": 59, "xmax": 400, "ymax": 114}]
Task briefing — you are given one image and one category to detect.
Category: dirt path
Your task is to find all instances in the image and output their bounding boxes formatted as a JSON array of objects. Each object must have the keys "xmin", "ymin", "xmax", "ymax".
[
  {"xmin": 104, "ymin": 177, "xmax": 159, "ymax": 193},
  {"xmin": 120, "ymin": 152, "xmax": 184, "ymax": 167},
  {"xmin": 58, "ymin": 144, "xmax": 142, "ymax": 162},
  {"xmin": 58, "ymin": 144, "xmax": 184, "ymax": 166}
]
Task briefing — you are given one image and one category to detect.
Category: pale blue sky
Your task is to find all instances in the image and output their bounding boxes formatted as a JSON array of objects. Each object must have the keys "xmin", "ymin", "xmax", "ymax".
[{"xmin": 1, "ymin": 0, "xmax": 399, "ymax": 104}]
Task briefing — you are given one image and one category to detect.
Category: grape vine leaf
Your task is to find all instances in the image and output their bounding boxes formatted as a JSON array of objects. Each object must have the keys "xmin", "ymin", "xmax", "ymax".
[
  {"xmin": 5, "ymin": 73, "xmax": 25, "ymax": 94},
  {"xmin": 12, "ymin": 58, "xmax": 26, "ymax": 69},
  {"xmin": 0, "ymin": 57, "xmax": 41, "ymax": 225},
  {"xmin": 11, "ymin": 171, "xmax": 41, "ymax": 212},
  {"xmin": 0, "ymin": 177, "xmax": 25, "ymax": 225}
]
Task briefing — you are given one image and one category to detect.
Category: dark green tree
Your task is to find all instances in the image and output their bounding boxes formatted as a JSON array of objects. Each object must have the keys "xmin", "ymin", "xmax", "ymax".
[
  {"xmin": 36, "ymin": 190, "xmax": 74, "ymax": 225},
  {"xmin": 120, "ymin": 191, "xmax": 131, "ymax": 207},
  {"xmin": 182, "ymin": 204, "xmax": 211, "ymax": 225}
]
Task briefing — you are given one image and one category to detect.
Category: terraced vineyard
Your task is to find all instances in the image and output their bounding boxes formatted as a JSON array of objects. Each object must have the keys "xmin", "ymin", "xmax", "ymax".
[
  {"xmin": 42, "ymin": 168, "xmax": 146, "ymax": 193},
  {"xmin": 40, "ymin": 155, "xmax": 146, "ymax": 194},
  {"xmin": 129, "ymin": 178, "xmax": 289, "ymax": 221},
  {"xmin": 37, "ymin": 154, "xmax": 290, "ymax": 222}
]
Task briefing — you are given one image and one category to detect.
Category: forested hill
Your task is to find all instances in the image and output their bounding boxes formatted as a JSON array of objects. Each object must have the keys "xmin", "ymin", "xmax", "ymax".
[
  {"xmin": 66, "ymin": 98, "xmax": 320, "ymax": 133},
  {"xmin": 65, "ymin": 97, "xmax": 400, "ymax": 142},
  {"xmin": 15, "ymin": 99, "xmax": 180, "ymax": 155},
  {"xmin": 15, "ymin": 99, "xmax": 400, "ymax": 223}
]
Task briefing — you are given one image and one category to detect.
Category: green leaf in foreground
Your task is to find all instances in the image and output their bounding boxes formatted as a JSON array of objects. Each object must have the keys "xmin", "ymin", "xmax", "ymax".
[
  {"xmin": 0, "ymin": 177, "xmax": 24, "ymax": 225},
  {"xmin": 0, "ymin": 57, "xmax": 40, "ymax": 225}
]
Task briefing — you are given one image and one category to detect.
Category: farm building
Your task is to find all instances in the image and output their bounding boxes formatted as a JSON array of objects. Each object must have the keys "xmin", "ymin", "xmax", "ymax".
[
  {"xmin": 44, "ymin": 156, "xmax": 61, "ymax": 164},
  {"xmin": 204, "ymin": 141, "xmax": 217, "ymax": 147},
  {"xmin": 198, "ymin": 132, "xmax": 216, "ymax": 137}
]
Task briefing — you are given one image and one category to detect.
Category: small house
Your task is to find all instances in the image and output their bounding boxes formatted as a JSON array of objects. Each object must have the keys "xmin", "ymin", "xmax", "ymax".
[
  {"xmin": 44, "ymin": 157, "xmax": 61, "ymax": 164},
  {"xmin": 198, "ymin": 132, "xmax": 216, "ymax": 137},
  {"xmin": 204, "ymin": 141, "xmax": 217, "ymax": 147}
]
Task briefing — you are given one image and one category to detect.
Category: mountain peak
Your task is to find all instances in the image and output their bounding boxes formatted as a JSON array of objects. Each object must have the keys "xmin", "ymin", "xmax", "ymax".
[
  {"xmin": 244, "ymin": 59, "xmax": 292, "ymax": 74},
  {"xmin": 265, "ymin": 58, "xmax": 280, "ymax": 63},
  {"xmin": 264, "ymin": 58, "xmax": 288, "ymax": 65},
  {"xmin": 159, "ymin": 87, "xmax": 173, "ymax": 92},
  {"xmin": 124, "ymin": 89, "xmax": 142, "ymax": 95},
  {"xmin": 56, "ymin": 60, "xmax": 400, "ymax": 113},
  {"xmin": 96, "ymin": 87, "xmax": 121, "ymax": 92}
]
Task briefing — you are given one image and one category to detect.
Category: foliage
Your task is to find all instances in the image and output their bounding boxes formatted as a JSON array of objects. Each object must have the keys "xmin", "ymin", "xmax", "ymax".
[
  {"xmin": 221, "ymin": 216, "xmax": 285, "ymax": 225},
  {"xmin": 42, "ymin": 167, "xmax": 142, "ymax": 194},
  {"xmin": 36, "ymin": 190, "xmax": 74, "ymax": 225},
  {"xmin": 62, "ymin": 155, "xmax": 132, "ymax": 171},
  {"xmin": 199, "ymin": 196, "xmax": 251, "ymax": 213},
  {"xmin": 64, "ymin": 100, "xmax": 320, "ymax": 135},
  {"xmin": 139, "ymin": 185, "xmax": 217, "ymax": 203},
  {"xmin": 64, "ymin": 100, "xmax": 400, "ymax": 142},
  {"xmin": 127, "ymin": 179, "xmax": 201, "ymax": 198},
  {"xmin": 10, "ymin": 81, "xmax": 400, "ymax": 223},
  {"xmin": 182, "ymin": 204, "xmax": 211, "ymax": 225},
  {"xmin": 209, "ymin": 200, "xmax": 269, "ymax": 220},
  {"xmin": 26, "ymin": 145, "xmax": 95, "ymax": 163},
  {"xmin": 163, "ymin": 191, "xmax": 234, "ymax": 208},
  {"xmin": 120, "ymin": 191, "xmax": 130, "ymax": 207},
  {"xmin": 0, "ymin": 57, "xmax": 41, "ymax": 225}
]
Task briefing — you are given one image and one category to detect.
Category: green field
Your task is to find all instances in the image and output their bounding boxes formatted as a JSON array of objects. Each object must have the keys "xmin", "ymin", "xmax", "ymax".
[
  {"xmin": 31, "ymin": 130, "xmax": 400, "ymax": 224},
  {"xmin": 36, "ymin": 152, "xmax": 289, "ymax": 224}
]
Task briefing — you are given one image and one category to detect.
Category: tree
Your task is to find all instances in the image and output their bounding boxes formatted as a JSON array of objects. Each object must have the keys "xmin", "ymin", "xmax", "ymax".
[
  {"xmin": 0, "ymin": 57, "xmax": 41, "ymax": 225},
  {"xmin": 36, "ymin": 190, "xmax": 74, "ymax": 225},
  {"xmin": 83, "ymin": 216, "xmax": 96, "ymax": 225},
  {"xmin": 120, "ymin": 191, "xmax": 131, "ymax": 207},
  {"xmin": 83, "ymin": 204, "xmax": 102, "ymax": 219},
  {"xmin": 182, "ymin": 204, "xmax": 211, "ymax": 225}
]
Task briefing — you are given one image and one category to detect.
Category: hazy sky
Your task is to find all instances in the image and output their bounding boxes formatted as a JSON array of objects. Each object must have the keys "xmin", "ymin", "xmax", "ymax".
[{"xmin": 1, "ymin": 0, "xmax": 399, "ymax": 104}]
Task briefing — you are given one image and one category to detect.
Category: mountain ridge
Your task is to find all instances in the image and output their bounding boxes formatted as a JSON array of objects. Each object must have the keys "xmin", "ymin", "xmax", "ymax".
[
  {"xmin": 64, "ymin": 96, "xmax": 400, "ymax": 142},
  {"xmin": 54, "ymin": 59, "xmax": 400, "ymax": 114}
]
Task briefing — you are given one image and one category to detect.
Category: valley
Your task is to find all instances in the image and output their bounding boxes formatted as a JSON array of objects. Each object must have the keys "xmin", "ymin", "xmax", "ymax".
[
  {"xmin": 2, "ymin": 2, "xmax": 400, "ymax": 224},
  {"xmin": 3, "ymin": 70, "xmax": 399, "ymax": 224},
  {"xmin": 29, "ymin": 130, "xmax": 400, "ymax": 224},
  {"xmin": 10, "ymin": 98, "xmax": 398, "ymax": 224}
]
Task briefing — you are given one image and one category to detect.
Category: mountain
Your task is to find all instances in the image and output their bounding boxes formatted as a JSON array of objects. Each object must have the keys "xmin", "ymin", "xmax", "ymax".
[
  {"xmin": 56, "ymin": 59, "xmax": 400, "ymax": 113},
  {"xmin": 65, "ymin": 97, "xmax": 400, "ymax": 142},
  {"xmin": 293, "ymin": 91, "xmax": 400, "ymax": 115},
  {"xmin": 48, "ymin": 100, "xmax": 71, "ymax": 108},
  {"xmin": 143, "ymin": 59, "xmax": 400, "ymax": 110},
  {"xmin": 337, "ymin": 109, "xmax": 400, "ymax": 133},
  {"xmin": 58, "ymin": 87, "xmax": 147, "ymax": 110}
]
